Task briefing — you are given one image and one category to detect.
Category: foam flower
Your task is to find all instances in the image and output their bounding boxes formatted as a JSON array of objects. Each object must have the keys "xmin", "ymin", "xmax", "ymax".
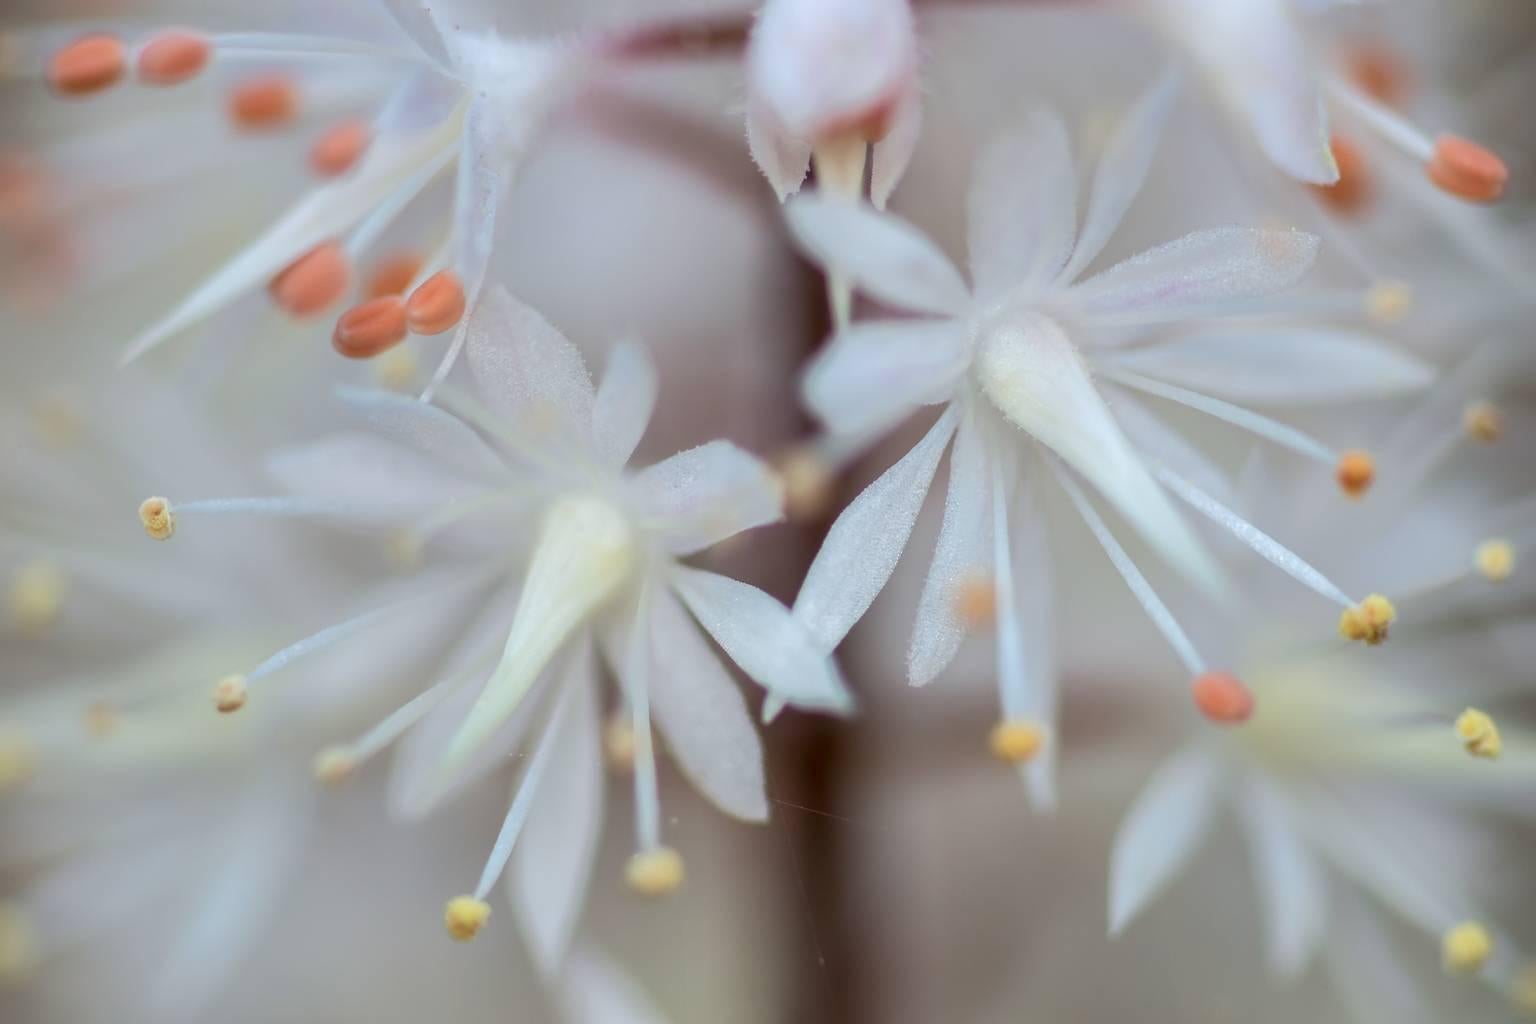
[
  {"xmin": 143, "ymin": 286, "xmax": 849, "ymax": 965},
  {"xmin": 780, "ymin": 73, "xmax": 1434, "ymax": 803}
]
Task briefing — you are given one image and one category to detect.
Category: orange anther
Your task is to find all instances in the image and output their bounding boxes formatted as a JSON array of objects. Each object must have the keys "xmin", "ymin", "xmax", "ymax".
[
  {"xmin": 1346, "ymin": 45, "xmax": 1411, "ymax": 108},
  {"xmin": 406, "ymin": 270, "xmax": 467, "ymax": 336},
  {"xmin": 136, "ymin": 30, "xmax": 211, "ymax": 86},
  {"xmin": 1311, "ymin": 135, "xmax": 1372, "ymax": 216},
  {"xmin": 1335, "ymin": 450, "xmax": 1375, "ymax": 499},
  {"xmin": 229, "ymin": 75, "xmax": 300, "ymax": 130},
  {"xmin": 365, "ymin": 253, "xmax": 423, "ymax": 298},
  {"xmin": 1191, "ymin": 671, "xmax": 1254, "ymax": 725},
  {"xmin": 333, "ymin": 296, "xmax": 408, "ymax": 359},
  {"xmin": 1427, "ymin": 136, "xmax": 1507, "ymax": 204},
  {"xmin": 47, "ymin": 35, "xmax": 127, "ymax": 97},
  {"xmin": 309, "ymin": 119, "xmax": 371, "ymax": 178},
  {"xmin": 269, "ymin": 242, "xmax": 350, "ymax": 318}
]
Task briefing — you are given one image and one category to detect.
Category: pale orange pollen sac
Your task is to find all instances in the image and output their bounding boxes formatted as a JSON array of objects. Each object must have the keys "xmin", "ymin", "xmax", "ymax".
[
  {"xmin": 229, "ymin": 75, "xmax": 300, "ymax": 131},
  {"xmin": 333, "ymin": 296, "xmax": 409, "ymax": 359},
  {"xmin": 406, "ymin": 270, "xmax": 467, "ymax": 336},
  {"xmin": 953, "ymin": 573, "xmax": 997, "ymax": 629},
  {"xmin": 1426, "ymin": 136, "xmax": 1508, "ymax": 204},
  {"xmin": 47, "ymin": 35, "xmax": 127, "ymax": 97},
  {"xmin": 1346, "ymin": 44, "xmax": 1412, "ymax": 108},
  {"xmin": 135, "ymin": 30, "xmax": 212, "ymax": 87},
  {"xmin": 1190, "ymin": 671, "xmax": 1255, "ymax": 725},
  {"xmin": 1335, "ymin": 450, "xmax": 1375, "ymax": 499},
  {"xmin": 269, "ymin": 242, "xmax": 350, "ymax": 318},
  {"xmin": 365, "ymin": 253, "xmax": 424, "ymax": 299},
  {"xmin": 1311, "ymin": 135, "xmax": 1372, "ymax": 216},
  {"xmin": 309, "ymin": 119, "xmax": 372, "ymax": 178}
]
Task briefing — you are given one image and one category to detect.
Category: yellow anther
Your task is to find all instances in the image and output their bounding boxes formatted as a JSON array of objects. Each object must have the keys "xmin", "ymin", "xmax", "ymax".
[
  {"xmin": 1463, "ymin": 401, "xmax": 1503, "ymax": 443},
  {"xmin": 1455, "ymin": 708, "xmax": 1502, "ymax": 760},
  {"xmin": 0, "ymin": 905, "xmax": 37, "ymax": 986},
  {"xmin": 989, "ymin": 720, "xmax": 1046, "ymax": 763},
  {"xmin": 625, "ymin": 847, "xmax": 685, "ymax": 896},
  {"xmin": 0, "ymin": 733, "xmax": 33, "ymax": 792},
  {"xmin": 139, "ymin": 496, "xmax": 175, "ymax": 540},
  {"xmin": 443, "ymin": 896, "xmax": 490, "ymax": 941},
  {"xmin": 1338, "ymin": 594, "xmax": 1396, "ymax": 646},
  {"xmin": 312, "ymin": 747, "xmax": 355, "ymax": 785},
  {"xmin": 1365, "ymin": 280, "xmax": 1412, "ymax": 324},
  {"xmin": 373, "ymin": 347, "xmax": 418, "ymax": 392},
  {"xmin": 84, "ymin": 702, "xmax": 116, "ymax": 739},
  {"xmin": 953, "ymin": 572, "xmax": 997, "ymax": 629},
  {"xmin": 1443, "ymin": 921, "xmax": 1492, "ymax": 975},
  {"xmin": 8, "ymin": 561, "xmax": 66, "ymax": 633},
  {"xmin": 213, "ymin": 675, "xmax": 248, "ymax": 714},
  {"xmin": 1475, "ymin": 540, "xmax": 1514, "ymax": 583},
  {"xmin": 773, "ymin": 446, "xmax": 836, "ymax": 524},
  {"xmin": 383, "ymin": 529, "xmax": 422, "ymax": 570},
  {"xmin": 603, "ymin": 715, "xmax": 636, "ymax": 774}
]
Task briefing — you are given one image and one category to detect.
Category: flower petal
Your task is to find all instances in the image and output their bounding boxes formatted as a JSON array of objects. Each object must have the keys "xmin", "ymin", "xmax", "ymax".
[
  {"xmin": 1104, "ymin": 387, "xmax": 1233, "ymax": 505},
  {"xmin": 671, "ymin": 567, "xmax": 854, "ymax": 713},
  {"xmin": 746, "ymin": 94, "xmax": 812, "ymax": 202},
  {"xmin": 1066, "ymin": 228, "xmax": 1319, "ymax": 322},
  {"xmin": 870, "ymin": 84, "xmax": 922, "ymax": 210},
  {"xmin": 466, "ymin": 286, "xmax": 595, "ymax": 453},
  {"xmin": 627, "ymin": 441, "xmax": 783, "ymax": 555},
  {"xmin": 968, "ymin": 108, "xmax": 1077, "ymax": 302},
  {"xmin": 644, "ymin": 589, "xmax": 769, "ymax": 822},
  {"xmin": 591, "ymin": 340, "xmax": 658, "ymax": 469},
  {"xmin": 1239, "ymin": 776, "xmax": 1328, "ymax": 980},
  {"xmin": 794, "ymin": 407, "xmax": 958, "ymax": 651},
  {"xmin": 1108, "ymin": 745, "xmax": 1219, "ymax": 935},
  {"xmin": 785, "ymin": 193, "xmax": 971, "ymax": 316},
  {"xmin": 803, "ymin": 319, "xmax": 969, "ymax": 436},
  {"xmin": 1104, "ymin": 327, "xmax": 1435, "ymax": 404},
  {"xmin": 265, "ymin": 432, "xmax": 486, "ymax": 519},
  {"xmin": 335, "ymin": 386, "xmax": 506, "ymax": 478},
  {"xmin": 557, "ymin": 946, "xmax": 669, "ymax": 1024}
]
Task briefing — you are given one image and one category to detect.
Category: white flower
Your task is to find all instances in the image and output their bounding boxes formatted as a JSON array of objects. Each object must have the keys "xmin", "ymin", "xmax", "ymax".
[
  {"xmin": 779, "ymin": 73, "xmax": 1432, "ymax": 802},
  {"xmin": 146, "ymin": 285, "xmax": 850, "ymax": 967}
]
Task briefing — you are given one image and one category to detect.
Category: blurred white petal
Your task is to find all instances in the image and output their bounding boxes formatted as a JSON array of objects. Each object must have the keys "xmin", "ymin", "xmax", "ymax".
[
  {"xmin": 466, "ymin": 286, "xmax": 595, "ymax": 452},
  {"xmin": 591, "ymin": 340, "xmax": 659, "ymax": 469},
  {"xmin": 628, "ymin": 442, "xmax": 783, "ymax": 556},
  {"xmin": 968, "ymin": 109, "xmax": 1077, "ymax": 302},
  {"xmin": 802, "ymin": 320, "xmax": 969, "ymax": 436},
  {"xmin": 1108, "ymin": 746, "xmax": 1219, "ymax": 935},
  {"xmin": 558, "ymin": 946, "xmax": 670, "ymax": 1024},
  {"xmin": 1239, "ymin": 777, "xmax": 1328, "ymax": 980},
  {"xmin": 870, "ymin": 84, "xmax": 922, "ymax": 210},
  {"xmin": 746, "ymin": 95, "xmax": 811, "ymax": 202}
]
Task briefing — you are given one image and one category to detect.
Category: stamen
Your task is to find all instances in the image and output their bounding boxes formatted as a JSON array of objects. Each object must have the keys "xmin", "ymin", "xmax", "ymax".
[
  {"xmin": 229, "ymin": 75, "xmax": 300, "ymax": 131},
  {"xmin": 1427, "ymin": 136, "xmax": 1508, "ymax": 204},
  {"xmin": 1443, "ymin": 922, "xmax": 1493, "ymax": 975},
  {"xmin": 47, "ymin": 35, "xmax": 126, "ymax": 97},
  {"xmin": 213, "ymin": 674, "xmax": 248, "ymax": 714},
  {"xmin": 312, "ymin": 747, "xmax": 354, "ymax": 785},
  {"xmin": 1191, "ymin": 671, "xmax": 1255, "ymax": 725},
  {"xmin": 1463, "ymin": 401, "xmax": 1503, "ymax": 444},
  {"xmin": 1335, "ymin": 450, "xmax": 1375, "ymax": 499},
  {"xmin": 309, "ymin": 119, "xmax": 371, "ymax": 178},
  {"xmin": 1338, "ymin": 593, "xmax": 1396, "ymax": 646},
  {"xmin": 365, "ymin": 253, "xmax": 423, "ymax": 298},
  {"xmin": 1311, "ymin": 136, "xmax": 1372, "ymax": 216},
  {"xmin": 443, "ymin": 896, "xmax": 490, "ymax": 942},
  {"xmin": 603, "ymin": 713, "xmax": 636, "ymax": 774},
  {"xmin": 954, "ymin": 572, "xmax": 997, "ymax": 630},
  {"xmin": 138, "ymin": 496, "xmax": 175, "ymax": 540},
  {"xmin": 1474, "ymin": 540, "xmax": 1514, "ymax": 583},
  {"xmin": 332, "ymin": 296, "xmax": 408, "ymax": 359},
  {"xmin": 772, "ymin": 445, "xmax": 837, "ymax": 523},
  {"xmin": 9, "ymin": 560, "xmax": 67, "ymax": 634},
  {"xmin": 405, "ymin": 270, "xmax": 466, "ymax": 336},
  {"xmin": 84, "ymin": 703, "xmax": 116, "ymax": 738},
  {"xmin": 988, "ymin": 720, "xmax": 1045, "ymax": 763},
  {"xmin": 136, "ymin": 30, "xmax": 211, "ymax": 86},
  {"xmin": 269, "ymin": 242, "xmax": 350, "ymax": 318},
  {"xmin": 0, "ymin": 905, "xmax": 37, "ymax": 984},
  {"xmin": 0, "ymin": 733, "xmax": 33, "ymax": 792},
  {"xmin": 625, "ymin": 847, "xmax": 685, "ymax": 896},
  {"xmin": 373, "ymin": 348, "xmax": 419, "ymax": 391},
  {"xmin": 1345, "ymin": 44, "xmax": 1412, "ymax": 108},
  {"xmin": 1455, "ymin": 708, "xmax": 1502, "ymax": 760},
  {"xmin": 1365, "ymin": 281, "xmax": 1413, "ymax": 325}
]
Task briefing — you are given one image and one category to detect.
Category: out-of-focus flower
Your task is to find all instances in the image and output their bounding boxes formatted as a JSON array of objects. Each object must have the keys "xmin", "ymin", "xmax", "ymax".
[{"xmin": 778, "ymin": 73, "xmax": 1432, "ymax": 804}]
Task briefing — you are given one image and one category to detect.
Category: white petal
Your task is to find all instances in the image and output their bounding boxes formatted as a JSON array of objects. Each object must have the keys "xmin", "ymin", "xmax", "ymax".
[
  {"xmin": 1104, "ymin": 387, "xmax": 1233, "ymax": 505},
  {"xmin": 802, "ymin": 320, "xmax": 969, "ymax": 436},
  {"xmin": 466, "ymin": 286, "xmax": 596, "ymax": 453},
  {"xmin": 558, "ymin": 946, "xmax": 669, "ymax": 1024},
  {"xmin": 1239, "ymin": 777, "xmax": 1328, "ymax": 980},
  {"xmin": 591, "ymin": 340, "xmax": 659, "ymax": 469},
  {"xmin": 671, "ymin": 567, "xmax": 854, "ymax": 713},
  {"xmin": 1062, "ymin": 72, "xmax": 1180, "ymax": 282},
  {"xmin": 1108, "ymin": 746, "xmax": 1219, "ymax": 934},
  {"xmin": 1104, "ymin": 327, "xmax": 1435, "ymax": 404},
  {"xmin": 907, "ymin": 412, "xmax": 993, "ymax": 686},
  {"xmin": 746, "ymin": 94, "xmax": 811, "ymax": 202},
  {"xmin": 265, "ymin": 433, "xmax": 485, "ymax": 518},
  {"xmin": 376, "ymin": 0, "xmax": 454, "ymax": 68},
  {"xmin": 785, "ymin": 193, "xmax": 971, "ymax": 316},
  {"xmin": 977, "ymin": 314, "xmax": 1222, "ymax": 594},
  {"xmin": 644, "ymin": 589, "xmax": 769, "ymax": 822},
  {"xmin": 335, "ymin": 386, "xmax": 506, "ymax": 478},
  {"xmin": 794, "ymin": 407, "xmax": 958, "ymax": 651},
  {"xmin": 968, "ymin": 109, "xmax": 1077, "ymax": 302},
  {"xmin": 511, "ymin": 658, "xmax": 603, "ymax": 977},
  {"xmin": 870, "ymin": 84, "xmax": 922, "ymax": 210},
  {"xmin": 627, "ymin": 442, "xmax": 783, "ymax": 555},
  {"xmin": 1067, "ymin": 228, "xmax": 1319, "ymax": 322}
]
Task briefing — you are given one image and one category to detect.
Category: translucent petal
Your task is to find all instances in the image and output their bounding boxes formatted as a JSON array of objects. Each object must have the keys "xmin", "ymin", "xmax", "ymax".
[
  {"xmin": 671, "ymin": 567, "xmax": 854, "ymax": 713},
  {"xmin": 1239, "ymin": 777, "xmax": 1328, "ymax": 980},
  {"xmin": 627, "ymin": 442, "xmax": 783, "ymax": 556},
  {"xmin": 785, "ymin": 194, "xmax": 972, "ymax": 316},
  {"xmin": 802, "ymin": 320, "xmax": 969, "ymax": 436},
  {"xmin": 968, "ymin": 108, "xmax": 1077, "ymax": 302},
  {"xmin": 591, "ymin": 340, "xmax": 659, "ymax": 469},
  {"xmin": 265, "ymin": 433, "xmax": 486, "ymax": 518},
  {"xmin": 466, "ymin": 286, "xmax": 595, "ymax": 454},
  {"xmin": 335, "ymin": 386, "xmax": 506, "ymax": 479},
  {"xmin": 1108, "ymin": 746, "xmax": 1219, "ymax": 934},
  {"xmin": 557, "ymin": 946, "xmax": 670, "ymax": 1024}
]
